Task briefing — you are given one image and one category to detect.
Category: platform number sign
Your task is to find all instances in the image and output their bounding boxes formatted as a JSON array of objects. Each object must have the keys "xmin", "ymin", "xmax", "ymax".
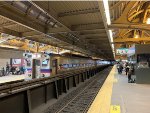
[{"xmin": 110, "ymin": 105, "xmax": 120, "ymax": 113}]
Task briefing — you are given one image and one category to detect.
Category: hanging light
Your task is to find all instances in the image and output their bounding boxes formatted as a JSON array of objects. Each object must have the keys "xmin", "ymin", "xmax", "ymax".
[
  {"xmin": 134, "ymin": 30, "xmax": 140, "ymax": 39},
  {"xmin": 135, "ymin": 35, "xmax": 139, "ymax": 39},
  {"xmin": 102, "ymin": 0, "xmax": 111, "ymax": 25},
  {"xmin": 146, "ymin": 18, "xmax": 150, "ymax": 24}
]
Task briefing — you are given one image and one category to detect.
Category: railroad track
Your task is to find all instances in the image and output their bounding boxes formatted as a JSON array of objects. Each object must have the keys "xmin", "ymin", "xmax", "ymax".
[{"xmin": 45, "ymin": 67, "xmax": 111, "ymax": 113}]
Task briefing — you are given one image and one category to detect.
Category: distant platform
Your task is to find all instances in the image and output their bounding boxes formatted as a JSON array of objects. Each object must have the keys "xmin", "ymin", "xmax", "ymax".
[
  {"xmin": 0, "ymin": 75, "xmax": 25, "ymax": 84},
  {"xmin": 88, "ymin": 66, "xmax": 150, "ymax": 113}
]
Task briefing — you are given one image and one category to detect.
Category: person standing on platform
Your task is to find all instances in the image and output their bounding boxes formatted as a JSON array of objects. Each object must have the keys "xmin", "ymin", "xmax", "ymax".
[
  {"xmin": 6, "ymin": 62, "xmax": 10, "ymax": 75},
  {"xmin": 119, "ymin": 63, "xmax": 123, "ymax": 74},
  {"xmin": 2, "ymin": 67, "xmax": 5, "ymax": 76},
  {"xmin": 125, "ymin": 63, "xmax": 130, "ymax": 76},
  {"xmin": 131, "ymin": 63, "xmax": 134, "ymax": 75},
  {"xmin": 128, "ymin": 67, "xmax": 132, "ymax": 82}
]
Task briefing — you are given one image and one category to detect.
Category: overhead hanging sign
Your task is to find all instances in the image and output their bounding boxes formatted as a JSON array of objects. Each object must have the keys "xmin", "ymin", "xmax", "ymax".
[
  {"xmin": 127, "ymin": 45, "xmax": 135, "ymax": 57},
  {"xmin": 116, "ymin": 48, "xmax": 128, "ymax": 55}
]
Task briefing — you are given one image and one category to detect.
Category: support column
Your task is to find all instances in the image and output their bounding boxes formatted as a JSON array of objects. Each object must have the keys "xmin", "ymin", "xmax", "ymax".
[
  {"xmin": 54, "ymin": 81, "xmax": 59, "ymax": 99},
  {"xmin": 25, "ymin": 90, "xmax": 32, "ymax": 113}
]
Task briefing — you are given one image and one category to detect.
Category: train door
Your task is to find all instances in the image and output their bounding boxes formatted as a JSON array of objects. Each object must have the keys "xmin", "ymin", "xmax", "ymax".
[
  {"xmin": 32, "ymin": 59, "xmax": 41, "ymax": 79},
  {"xmin": 52, "ymin": 59, "xmax": 58, "ymax": 75},
  {"xmin": 41, "ymin": 54, "xmax": 51, "ymax": 77}
]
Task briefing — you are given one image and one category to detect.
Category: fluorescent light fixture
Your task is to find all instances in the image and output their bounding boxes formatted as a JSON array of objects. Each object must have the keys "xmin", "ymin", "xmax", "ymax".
[
  {"xmin": 113, "ymin": 49, "xmax": 115, "ymax": 53},
  {"xmin": 102, "ymin": 0, "xmax": 115, "ymax": 58},
  {"xmin": 109, "ymin": 30, "xmax": 115, "ymax": 55},
  {"xmin": 109, "ymin": 30, "xmax": 113, "ymax": 42},
  {"xmin": 102, "ymin": 0, "xmax": 111, "ymax": 25},
  {"xmin": 113, "ymin": 53, "xmax": 115, "ymax": 58},
  {"xmin": 146, "ymin": 18, "xmax": 150, "ymax": 24},
  {"xmin": 59, "ymin": 50, "xmax": 70, "ymax": 54},
  {"xmin": 112, "ymin": 44, "xmax": 114, "ymax": 50}
]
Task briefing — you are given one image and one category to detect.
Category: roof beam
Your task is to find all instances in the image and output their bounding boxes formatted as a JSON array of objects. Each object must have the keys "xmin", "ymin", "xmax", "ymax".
[
  {"xmin": 71, "ymin": 22, "xmax": 104, "ymax": 31},
  {"xmin": 0, "ymin": 28, "xmax": 22, "ymax": 37},
  {"xmin": 113, "ymin": 1, "xmax": 137, "ymax": 24},
  {"xmin": 110, "ymin": 1, "xmax": 124, "ymax": 10},
  {"xmin": 0, "ymin": 7, "xmax": 46, "ymax": 33},
  {"xmin": 30, "ymin": 1, "xmax": 98, "ymax": 55},
  {"xmin": 0, "ymin": 1, "xmax": 109, "ymax": 57},
  {"xmin": 83, "ymin": 37, "xmax": 107, "ymax": 40},
  {"xmin": 114, "ymin": 37, "xmax": 150, "ymax": 42},
  {"xmin": 108, "ymin": 24, "xmax": 150, "ymax": 31},
  {"xmin": 22, "ymin": 31, "xmax": 42, "ymax": 37},
  {"xmin": 91, "ymin": 42, "xmax": 110, "ymax": 45},
  {"xmin": 0, "ymin": 22, "xmax": 16, "ymax": 27},
  {"xmin": 47, "ymin": 27, "xmax": 68, "ymax": 34},
  {"xmin": 0, "ymin": 2, "xmax": 90, "ymax": 54},
  {"xmin": 80, "ymin": 33, "xmax": 107, "ymax": 38},
  {"xmin": 58, "ymin": 8, "xmax": 100, "ymax": 17},
  {"xmin": 48, "ymin": 28, "xmax": 106, "ymax": 34},
  {"xmin": 73, "ymin": 28, "xmax": 105, "ymax": 33},
  {"xmin": 30, "ymin": 1, "xmax": 71, "ymax": 32}
]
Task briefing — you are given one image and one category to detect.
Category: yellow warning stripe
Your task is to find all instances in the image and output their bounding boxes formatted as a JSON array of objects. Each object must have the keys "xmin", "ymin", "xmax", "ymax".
[
  {"xmin": 113, "ymin": 78, "xmax": 118, "ymax": 83},
  {"xmin": 110, "ymin": 105, "xmax": 120, "ymax": 113},
  {"xmin": 87, "ymin": 66, "xmax": 116, "ymax": 113}
]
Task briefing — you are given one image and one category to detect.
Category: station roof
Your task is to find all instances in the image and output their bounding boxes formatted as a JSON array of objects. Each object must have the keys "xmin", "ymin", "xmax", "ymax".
[
  {"xmin": 2, "ymin": 1, "xmax": 148, "ymax": 60},
  {"xmin": 107, "ymin": 1, "xmax": 150, "ymax": 60},
  {"xmin": 0, "ymin": 1, "xmax": 115, "ymax": 60}
]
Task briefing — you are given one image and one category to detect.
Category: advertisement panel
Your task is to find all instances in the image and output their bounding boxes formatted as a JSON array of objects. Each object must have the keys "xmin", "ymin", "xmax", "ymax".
[
  {"xmin": 127, "ymin": 45, "xmax": 135, "ymax": 57},
  {"xmin": 116, "ymin": 48, "xmax": 128, "ymax": 55}
]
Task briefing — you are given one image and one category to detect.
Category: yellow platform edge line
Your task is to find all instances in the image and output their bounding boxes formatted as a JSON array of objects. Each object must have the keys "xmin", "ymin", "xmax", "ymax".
[{"xmin": 87, "ymin": 66, "xmax": 116, "ymax": 113}]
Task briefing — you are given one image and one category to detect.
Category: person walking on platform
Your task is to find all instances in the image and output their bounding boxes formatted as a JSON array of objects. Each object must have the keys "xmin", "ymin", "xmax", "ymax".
[
  {"xmin": 117, "ymin": 62, "xmax": 120, "ymax": 74},
  {"xmin": 131, "ymin": 63, "xmax": 134, "ymax": 75},
  {"xmin": 117, "ymin": 62, "xmax": 123, "ymax": 74}
]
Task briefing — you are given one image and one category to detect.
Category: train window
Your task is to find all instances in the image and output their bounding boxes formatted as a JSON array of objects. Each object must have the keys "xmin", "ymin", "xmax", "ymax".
[
  {"xmin": 42, "ymin": 60, "xmax": 48, "ymax": 66},
  {"xmin": 36, "ymin": 60, "xmax": 40, "ymax": 66},
  {"xmin": 69, "ymin": 64, "xmax": 72, "ymax": 68},
  {"xmin": 63, "ymin": 64, "xmax": 68, "ymax": 68},
  {"xmin": 72, "ymin": 64, "xmax": 74, "ymax": 67},
  {"xmin": 26, "ymin": 59, "xmax": 31, "ymax": 67}
]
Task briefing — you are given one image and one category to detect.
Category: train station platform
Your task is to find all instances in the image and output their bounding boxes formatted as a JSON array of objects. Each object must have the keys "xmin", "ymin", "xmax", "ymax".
[
  {"xmin": 0, "ymin": 75, "xmax": 25, "ymax": 84},
  {"xmin": 88, "ymin": 66, "xmax": 150, "ymax": 113}
]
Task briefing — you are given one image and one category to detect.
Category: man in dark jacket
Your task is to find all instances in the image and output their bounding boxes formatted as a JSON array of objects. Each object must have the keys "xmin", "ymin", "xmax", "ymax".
[{"xmin": 125, "ymin": 64, "xmax": 130, "ymax": 75}]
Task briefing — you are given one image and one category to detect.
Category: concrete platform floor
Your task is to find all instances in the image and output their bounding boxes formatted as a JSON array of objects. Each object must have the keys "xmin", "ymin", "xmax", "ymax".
[
  {"xmin": 88, "ymin": 66, "xmax": 150, "ymax": 113},
  {"xmin": 0, "ymin": 75, "xmax": 25, "ymax": 84},
  {"xmin": 112, "ymin": 70, "xmax": 150, "ymax": 113}
]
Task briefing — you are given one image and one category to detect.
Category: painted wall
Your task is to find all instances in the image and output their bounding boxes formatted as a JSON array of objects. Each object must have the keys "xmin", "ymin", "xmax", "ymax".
[
  {"xmin": 0, "ymin": 59, "xmax": 10, "ymax": 70},
  {"xmin": 0, "ymin": 48, "xmax": 23, "ymax": 59}
]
